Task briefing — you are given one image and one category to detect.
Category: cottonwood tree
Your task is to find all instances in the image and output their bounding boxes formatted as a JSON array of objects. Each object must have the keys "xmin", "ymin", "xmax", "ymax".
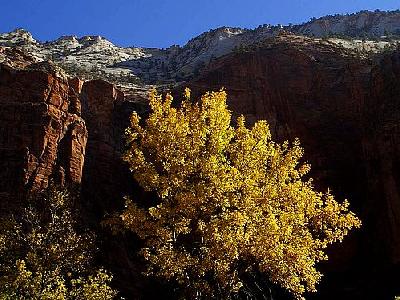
[
  {"xmin": 119, "ymin": 88, "xmax": 361, "ymax": 299},
  {"xmin": 0, "ymin": 186, "xmax": 117, "ymax": 300}
]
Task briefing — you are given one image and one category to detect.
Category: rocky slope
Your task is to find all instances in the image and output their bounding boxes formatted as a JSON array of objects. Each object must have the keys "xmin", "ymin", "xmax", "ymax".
[
  {"xmin": 0, "ymin": 29, "xmax": 153, "ymax": 99},
  {"xmin": 294, "ymin": 9, "xmax": 400, "ymax": 38},
  {"xmin": 2, "ymin": 10, "xmax": 400, "ymax": 91}
]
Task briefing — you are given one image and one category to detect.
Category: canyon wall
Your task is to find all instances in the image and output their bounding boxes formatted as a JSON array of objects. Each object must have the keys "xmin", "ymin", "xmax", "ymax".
[
  {"xmin": 1, "ymin": 35, "xmax": 400, "ymax": 299},
  {"xmin": 0, "ymin": 63, "xmax": 87, "ymax": 210}
]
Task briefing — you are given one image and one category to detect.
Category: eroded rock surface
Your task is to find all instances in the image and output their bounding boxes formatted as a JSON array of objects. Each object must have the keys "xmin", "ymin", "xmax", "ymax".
[{"xmin": 0, "ymin": 63, "xmax": 87, "ymax": 209}]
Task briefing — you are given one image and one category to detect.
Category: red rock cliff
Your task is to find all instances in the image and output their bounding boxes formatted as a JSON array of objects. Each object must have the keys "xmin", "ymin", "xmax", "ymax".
[
  {"xmin": 0, "ymin": 62, "xmax": 145, "ymax": 297},
  {"xmin": 0, "ymin": 63, "xmax": 87, "ymax": 209}
]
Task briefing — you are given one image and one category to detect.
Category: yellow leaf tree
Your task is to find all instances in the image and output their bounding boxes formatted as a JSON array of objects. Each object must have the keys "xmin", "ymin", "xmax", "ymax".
[
  {"xmin": 0, "ymin": 186, "xmax": 117, "ymax": 299},
  {"xmin": 120, "ymin": 88, "xmax": 361, "ymax": 299}
]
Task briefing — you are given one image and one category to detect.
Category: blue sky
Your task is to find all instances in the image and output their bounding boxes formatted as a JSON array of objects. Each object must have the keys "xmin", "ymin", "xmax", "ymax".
[{"xmin": 1, "ymin": 0, "xmax": 399, "ymax": 48}]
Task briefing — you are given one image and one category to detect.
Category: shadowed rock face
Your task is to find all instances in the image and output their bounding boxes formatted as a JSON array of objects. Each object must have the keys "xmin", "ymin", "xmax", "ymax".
[
  {"xmin": 188, "ymin": 35, "xmax": 370, "ymax": 202},
  {"xmin": 79, "ymin": 79, "xmax": 142, "ymax": 216},
  {"xmin": 78, "ymin": 79, "xmax": 152, "ymax": 298},
  {"xmin": 187, "ymin": 35, "xmax": 400, "ymax": 299}
]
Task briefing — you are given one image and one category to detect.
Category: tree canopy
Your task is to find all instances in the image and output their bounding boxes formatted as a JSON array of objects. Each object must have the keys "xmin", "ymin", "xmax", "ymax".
[{"xmin": 119, "ymin": 88, "xmax": 361, "ymax": 299}]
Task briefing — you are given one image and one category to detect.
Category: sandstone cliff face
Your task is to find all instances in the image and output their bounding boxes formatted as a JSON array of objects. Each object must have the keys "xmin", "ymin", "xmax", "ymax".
[
  {"xmin": 0, "ymin": 60, "xmax": 142, "ymax": 208},
  {"xmin": 79, "ymin": 79, "xmax": 142, "ymax": 215},
  {"xmin": 188, "ymin": 34, "xmax": 400, "ymax": 299},
  {"xmin": 0, "ymin": 63, "xmax": 87, "ymax": 210}
]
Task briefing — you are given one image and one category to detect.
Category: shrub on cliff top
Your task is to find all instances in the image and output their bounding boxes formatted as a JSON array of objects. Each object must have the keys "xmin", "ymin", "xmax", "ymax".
[{"xmin": 118, "ymin": 88, "xmax": 361, "ymax": 299}]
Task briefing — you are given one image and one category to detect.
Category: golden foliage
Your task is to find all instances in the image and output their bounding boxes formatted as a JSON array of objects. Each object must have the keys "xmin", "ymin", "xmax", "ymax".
[
  {"xmin": 120, "ymin": 89, "xmax": 361, "ymax": 298},
  {"xmin": 0, "ymin": 186, "xmax": 117, "ymax": 300}
]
